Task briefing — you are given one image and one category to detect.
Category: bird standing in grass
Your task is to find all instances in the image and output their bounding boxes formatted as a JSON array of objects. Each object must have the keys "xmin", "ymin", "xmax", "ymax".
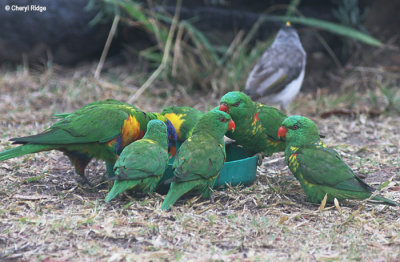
[
  {"xmin": 0, "ymin": 102, "xmax": 177, "ymax": 185},
  {"xmin": 161, "ymin": 110, "xmax": 235, "ymax": 210},
  {"xmin": 106, "ymin": 120, "xmax": 169, "ymax": 202},
  {"xmin": 278, "ymin": 115, "xmax": 398, "ymax": 206},
  {"xmin": 244, "ymin": 22, "xmax": 306, "ymax": 111},
  {"xmin": 161, "ymin": 106, "xmax": 204, "ymax": 142},
  {"xmin": 219, "ymin": 91, "xmax": 287, "ymax": 156}
]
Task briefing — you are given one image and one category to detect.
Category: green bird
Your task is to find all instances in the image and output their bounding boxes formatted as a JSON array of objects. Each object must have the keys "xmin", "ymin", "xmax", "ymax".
[
  {"xmin": 161, "ymin": 106, "xmax": 204, "ymax": 142},
  {"xmin": 278, "ymin": 115, "xmax": 398, "ymax": 206},
  {"xmin": 53, "ymin": 99, "xmax": 139, "ymax": 119},
  {"xmin": 106, "ymin": 120, "xmax": 169, "ymax": 202},
  {"xmin": 219, "ymin": 91, "xmax": 287, "ymax": 156},
  {"xmin": 161, "ymin": 110, "xmax": 236, "ymax": 210},
  {"xmin": 0, "ymin": 102, "xmax": 177, "ymax": 185}
]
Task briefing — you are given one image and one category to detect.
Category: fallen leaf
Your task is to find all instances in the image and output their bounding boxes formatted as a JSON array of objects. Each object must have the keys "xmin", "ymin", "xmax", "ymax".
[
  {"xmin": 334, "ymin": 198, "xmax": 342, "ymax": 214},
  {"xmin": 13, "ymin": 194, "xmax": 50, "ymax": 200},
  {"xmin": 319, "ymin": 194, "xmax": 328, "ymax": 212},
  {"xmin": 278, "ymin": 216, "xmax": 289, "ymax": 225}
]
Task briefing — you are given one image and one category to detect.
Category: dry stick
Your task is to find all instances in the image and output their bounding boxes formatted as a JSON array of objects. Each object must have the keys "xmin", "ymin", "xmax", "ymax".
[
  {"xmin": 171, "ymin": 24, "xmax": 184, "ymax": 77},
  {"xmin": 94, "ymin": 15, "xmax": 120, "ymax": 80},
  {"xmin": 127, "ymin": 0, "xmax": 182, "ymax": 104}
]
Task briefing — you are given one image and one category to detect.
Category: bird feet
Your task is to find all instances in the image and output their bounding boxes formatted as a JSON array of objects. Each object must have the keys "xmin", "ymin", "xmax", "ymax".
[
  {"xmin": 76, "ymin": 174, "xmax": 94, "ymax": 188},
  {"xmin": 256, "ymin": 153, "xmax": 265, "ymax": 166}
]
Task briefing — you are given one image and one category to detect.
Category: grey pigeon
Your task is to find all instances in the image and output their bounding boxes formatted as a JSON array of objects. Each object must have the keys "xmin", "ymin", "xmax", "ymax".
[{"xmin": 244, "ymin": 22, "xmax": 306, "ymax": 111}]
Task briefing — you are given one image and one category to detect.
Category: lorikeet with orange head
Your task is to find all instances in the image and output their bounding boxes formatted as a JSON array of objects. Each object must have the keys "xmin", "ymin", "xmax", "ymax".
[
  {"xmin": 106, "ymin": 120, "xmax": 169, "ymax": 202},
  {"xmin": 219, "ymin": 91, "xmax": 287, "ymax": 156},
  {"xmin": 278, "ymin": 115, "xmax": 398, "ymax": 206},
  {"xmin": 161, "ymin": 110, "xmax": 235, "ymax": 210},
  {"xmin": 161, "ymin": 106, "xmax": 204, "ymax": 142},
  {"xmin": 0, "ymin": 102, "xmax": 177, "ymax": 185}
]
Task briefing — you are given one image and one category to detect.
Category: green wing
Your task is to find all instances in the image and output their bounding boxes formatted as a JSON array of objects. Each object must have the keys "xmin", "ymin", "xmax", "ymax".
[
  {"xmin": 54, "ymin": 99, "xmax": 138, "ymax": 119},
  {"xmin": 172, "ymin": 135, "xmax": 225, "ymax": 182},
  {"xmin": 258, "ymin": 104, "xmax": 287, "ymax": 141},
  {"xmin": 12, "ymin": 105, "xmax": 135, "ymax": 145},
  {"xmin": 296, "ymin": 146, "xmax": 374, "ymax": 193},
  {"xmin": 114, "ymin": 139, "xmax": 169, "ymax": 180}
]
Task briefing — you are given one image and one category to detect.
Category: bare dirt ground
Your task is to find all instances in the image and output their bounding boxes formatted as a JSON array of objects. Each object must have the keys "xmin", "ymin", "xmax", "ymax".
[{"xmin": 0, "ymin": 66, "xmax": 399, "ymax": 261}]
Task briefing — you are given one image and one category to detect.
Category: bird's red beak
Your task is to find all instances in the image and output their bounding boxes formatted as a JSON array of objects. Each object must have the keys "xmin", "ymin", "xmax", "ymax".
[
  {"xmin": 219, "ymin": 103, "xmax": 229, "ymax": 113},
  {"xmin": 169, "ymin": 146, "xmax": 177, "ymax": 158},
  {"xmin": 277, "ymin": 126, "xmax": 287, "ymax": 139},
  {"xmin": 228, "ymin": 120, "xmax": 235, "ymax": 132}
]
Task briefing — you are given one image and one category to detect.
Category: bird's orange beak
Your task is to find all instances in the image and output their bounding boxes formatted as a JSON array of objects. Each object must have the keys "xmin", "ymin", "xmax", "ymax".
[
  {"xmin": 277, "ymin": 126, "xmax": 287, "ymax": 139},
  {"xmin": 228, "ymin": 120, "xmax": 235, "ymax": 132},
  {"xmin": 219, "ymin": 103, "xmax": 229, "ymax": 113}
]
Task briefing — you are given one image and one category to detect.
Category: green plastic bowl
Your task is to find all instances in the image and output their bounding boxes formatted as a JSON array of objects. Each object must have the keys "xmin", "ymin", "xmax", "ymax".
[{"xmin": 156, "ymin": 143, "xmax": 258, "ymax": 194}]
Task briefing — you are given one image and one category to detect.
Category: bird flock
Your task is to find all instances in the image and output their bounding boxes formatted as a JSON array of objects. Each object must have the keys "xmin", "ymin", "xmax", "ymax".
[
  {"xmin": 0, "ymin": 23, "xmax": 397, "ymax": 210},
  {"xmin": 0, "ymin": 91, "xmax": 397, "ymax": 209}
]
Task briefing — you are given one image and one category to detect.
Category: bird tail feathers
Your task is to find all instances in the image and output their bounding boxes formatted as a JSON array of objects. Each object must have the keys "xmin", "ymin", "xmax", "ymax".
[
  {"xmin": 0, "ymin": 144, "xmax": 50, "ymax": 161},
  {"xmin": 161, "ymin": 181, "xmax": 201, "ymax": 210},
  {"xmin": 105, "ymin": 180, "xmax": 139, "ymax": 203},
  {"xmin": 372, "ymin": 195, "xmax": 399, "ymax": 206}
]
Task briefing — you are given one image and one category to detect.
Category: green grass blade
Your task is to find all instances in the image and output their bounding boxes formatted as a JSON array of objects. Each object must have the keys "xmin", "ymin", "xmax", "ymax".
[
  {"xmin": 107, "ymin": 0, "xmax": 167, "ymax": 41},
  {"xmin": 258, "ymin": 15, "xmax": 382, "ymax": 47},
  {"xmin": 180, "ymin": 21, "xmax": 221, "ymax": 65}
]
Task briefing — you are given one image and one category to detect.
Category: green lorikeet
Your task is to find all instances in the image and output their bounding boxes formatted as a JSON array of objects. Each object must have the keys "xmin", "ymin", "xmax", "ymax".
[
  {"xmin": 161, "ymin": 106, "xmax": 204, "ymax": 142},
  {"xmin": 161, "ymin": 110, "xmax": 236, "ymax": 210},
  {"xmin": 219, "ymin": 91, "xmax": 287, "ymax": 156},
  {"xmin": 0, "ymin": 102, "xmax": 177, "ymax": 185},
  {"xmin": 106, "ymin": 120, "xmax": 169, "ymax": 202},
  {"xmin": 278, "ymin": 115, "xmax": 398, "ymax": 206},
  {"xmin": 53, "ymin": 99, "xmax": 139, "ymax": 119}
]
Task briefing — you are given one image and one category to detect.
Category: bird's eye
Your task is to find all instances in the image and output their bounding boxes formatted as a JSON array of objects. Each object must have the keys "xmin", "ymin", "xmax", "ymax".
[
  {"xmin": 219, "ymin": 117, "xmax": 225, "ymax": 122},
  {"xmin": 233, "ymin": 101, "xmax": 241, "ymax": 107},
  {"xmin": 291, "ymin": 125, "xmax": 299, "ymax": 130}
]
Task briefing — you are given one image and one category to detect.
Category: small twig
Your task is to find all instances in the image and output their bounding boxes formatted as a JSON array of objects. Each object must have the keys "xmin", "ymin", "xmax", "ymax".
[
  {"xmin": 94, "ymin": 15, "xmax": 120, "ymax": 79},
  {"xmin": 128, "ymin": 0, "xmax": 182, "ymax": 104},
  {"xmin": 171, "ymin": 23, "xmax": 184, "ymax": 77}
]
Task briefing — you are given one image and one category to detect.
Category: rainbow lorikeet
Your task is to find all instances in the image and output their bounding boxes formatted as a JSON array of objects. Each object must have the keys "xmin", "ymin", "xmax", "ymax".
[
  {"xmin": 161, "ymin": 106, "xmax": 204, "ymax": 142},
  {"xmin": 278, "ymin": 115, "xmax": 398, "ymax": 206},
  {"xmin": 161, "ymin": 110, "xmax": 235, "ymax": 210},
  {"xmin": 0, "ymin": 102, "xmax": 177, "ymax": 185},
  {"xmin": 219, "ymin": 91, "xmax": 287, "ymax": 156},
  {"xmin": 106, "ymin": 120, "xmax": 169, "ymax": 202}
]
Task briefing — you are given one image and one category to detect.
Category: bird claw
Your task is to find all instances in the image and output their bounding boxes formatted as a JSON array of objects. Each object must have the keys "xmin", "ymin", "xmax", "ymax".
[
  {"xmin": 77, "ymin": 174, "xmax": 93, "ymax": 187},
  {"xmin": 224, "ymin": 137, "xmax": 236, "ymax": 145},
  {"xmin": 256, "ymin": 153, "xmax": 265, "ymax": 166}
]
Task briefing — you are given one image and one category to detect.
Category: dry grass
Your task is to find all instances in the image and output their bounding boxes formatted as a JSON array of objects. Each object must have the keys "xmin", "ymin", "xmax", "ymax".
[{"xmin": 0, "ymin": 65, "xmax": 400, "ymax": 261}]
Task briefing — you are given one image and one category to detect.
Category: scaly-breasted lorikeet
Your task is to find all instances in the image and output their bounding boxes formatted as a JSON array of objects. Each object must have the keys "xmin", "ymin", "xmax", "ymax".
[
  {"xmin": 278, "ymin": 115, "xmax": 398, "ymax": 206},
  {"xmin": 219, "ymin": 91, "xmax": 287, "ymax": 156},
  {"xmin": 0, "ymin": 102, "xmax": 177, "ymax": 185},
  {"xmin": 161, "ymin": 106, "xmax": 204, "ymax": 142},
  {"xmin": 161, "ymin": 110, "xmax": 235, "ymax": 210},
  {"xmin": 106, "ymin": 120, "xmax": 169, "ymax": 202}
]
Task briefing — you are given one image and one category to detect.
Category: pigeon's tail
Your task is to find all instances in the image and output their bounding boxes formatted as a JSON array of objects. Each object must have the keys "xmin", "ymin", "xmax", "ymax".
[
  {"xmin": 161, "ymin": 181, "xmax": 202, "ymax": 211},
  {"xmin": 0, "ymin": 144, "xmax": 50, "ymax": 161}
]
